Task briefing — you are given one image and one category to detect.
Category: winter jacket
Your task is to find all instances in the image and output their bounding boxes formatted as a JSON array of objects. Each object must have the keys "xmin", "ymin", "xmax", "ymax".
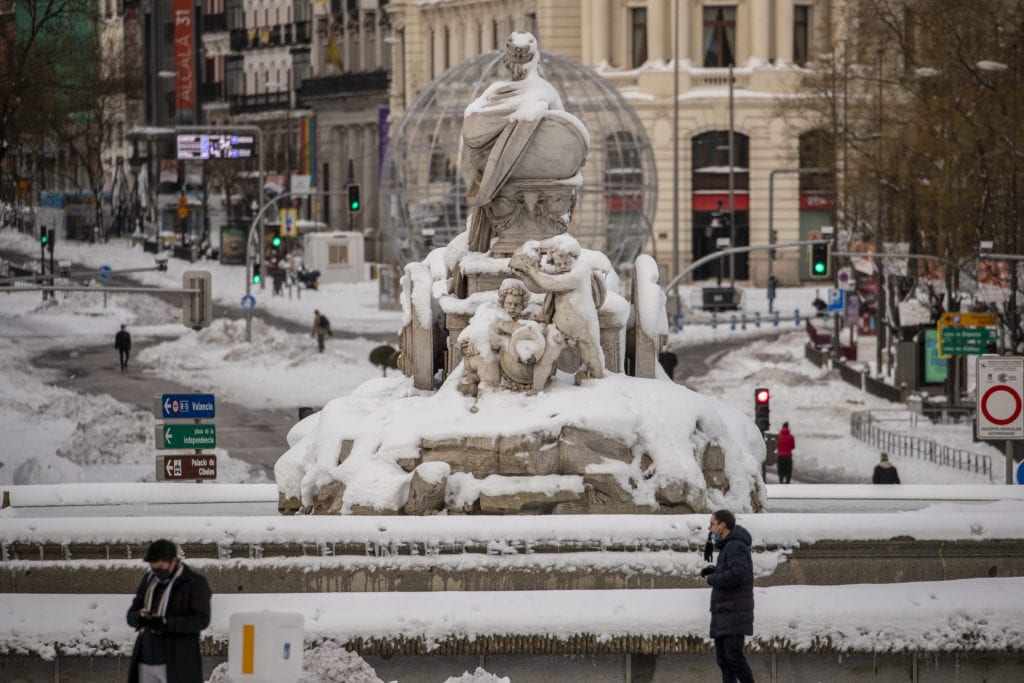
[
  {"xmin": 115, "ymin": 330, "xmax": 132, "ymax": 351},
  {"xmin": 776, "ymin": 427, "xmax": 795, "ymax": 457},
  {"xmin": 706, "ymin": 524, "xmax": 755, "ymax": 637},
  {"xmin": 126, "ymin": 563, "xmax": 211, "ymax": 683},
  {"xmin": 872, "ymin": 462, "xmax": 901, "ymax": 484}
]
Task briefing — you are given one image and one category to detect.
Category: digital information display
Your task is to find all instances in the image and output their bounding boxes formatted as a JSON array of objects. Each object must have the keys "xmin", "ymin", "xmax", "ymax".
[{"xmin": 176, "ymin": 133, "xmax": 255, "ymax": 160}]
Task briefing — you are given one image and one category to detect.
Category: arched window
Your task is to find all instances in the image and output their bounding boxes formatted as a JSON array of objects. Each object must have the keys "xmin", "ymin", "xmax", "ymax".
[{"xmin": 691, "ymin": 130, "xmax": 750, "ymax": 281}]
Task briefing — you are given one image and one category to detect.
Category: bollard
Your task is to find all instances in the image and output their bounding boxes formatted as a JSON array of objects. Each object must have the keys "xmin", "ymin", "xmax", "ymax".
[
  {"xmin": 773, "ymin": 310, "xmax": 780, "ymax": 327},
  {"xmin": 794, "ymin": 309, "xmax": 801, "ymax": 326},
  {"xmin": 754, "ymin": 312, "xmax": 761, "ymax": 328},
  {"xmin": 741, "ymin": 314, "xmax": 747, "ymax": 330},
  {"xmin": 676, "ymin": 313, "xmax": 684, "ymax": 332},
  {"xmin": 711, "ymin": 312, "xmax": 718, "ymax": 329},
  {"xmin": 730, "ymin": 314, "xmax": 737, "ymax": 331}
]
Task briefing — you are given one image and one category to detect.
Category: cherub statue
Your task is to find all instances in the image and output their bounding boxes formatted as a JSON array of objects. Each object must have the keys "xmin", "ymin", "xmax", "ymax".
[
  {"xmin": 456, "ymin": 278, "xmax": 537, "ymax": 397},
  {"xmin": 511, "ymin": 235, "xmax": 606, "ymax": 392}
]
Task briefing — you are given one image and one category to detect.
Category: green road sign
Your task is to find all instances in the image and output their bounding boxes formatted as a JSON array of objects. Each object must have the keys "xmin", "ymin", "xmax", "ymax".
[
  {"xmin": 155, "ymin": 423, "xmax": 216, "ymax": 450},
  {"xmin": 942, "ymin": 328, "xmax": 997, "ymax": 342},
  {"xmin": 941, "ymin": 343, "xmax": 991, "ymax": 355}
]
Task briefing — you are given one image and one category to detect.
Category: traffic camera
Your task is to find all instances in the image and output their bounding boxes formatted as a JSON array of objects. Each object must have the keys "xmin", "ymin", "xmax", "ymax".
[
  {"xmin": 347, "ymin": 183, "xmax": 361, "ymax": 213},
  {"xmin": 754, "ymin": 387, "xmax": 771, "ymax": 434},
  {"xmin": 810, "ymin": 242, "xmax": 830, "ymax": 279}
]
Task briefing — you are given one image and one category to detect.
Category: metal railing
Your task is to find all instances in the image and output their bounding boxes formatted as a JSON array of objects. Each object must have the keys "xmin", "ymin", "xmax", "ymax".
[{"xmin": 850, "ymin": 410, "xmax": 993, "ymax": 480}]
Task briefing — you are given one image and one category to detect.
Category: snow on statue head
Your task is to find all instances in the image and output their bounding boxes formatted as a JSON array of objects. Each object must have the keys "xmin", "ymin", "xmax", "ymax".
[{"xmin": 273, "ymin": 33, "xmax": 768, "ymax": 519}]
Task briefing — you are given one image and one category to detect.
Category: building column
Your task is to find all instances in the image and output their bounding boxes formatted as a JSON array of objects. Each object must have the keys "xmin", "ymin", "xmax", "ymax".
[
  {"xmin": 580, "ymin": 0, "xmax": 591, "ymax": 64},
  {"xmin": 463, "ymin": 17, "xmax": 477, "ymax": 59},
  {"xmin": 647, "ymin": 0, "xmax": 667, "ymax": 63},
  {"xmin": 591, "ymin": 0, "xmax": 610, "ymax": 66},
  {"xmin": 777, "ymin": 0, "xmax": 794, "ymax": 64},
  {"xmin": 751, "ymin": 0, "xmax": 770, "ymax": 64},
  {"xmin": 432, "ymin": 23, "xmax": 445, "ymax": 78},
  {"xmin": 672, "ymin": 0, "xmax": 691, "ymax": 66}
]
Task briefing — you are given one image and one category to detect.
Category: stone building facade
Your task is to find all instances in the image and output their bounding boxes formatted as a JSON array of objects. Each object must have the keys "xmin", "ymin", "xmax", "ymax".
[{"xmin": 385, "ymin": 0, "xmax": 841, "ymax": 286}]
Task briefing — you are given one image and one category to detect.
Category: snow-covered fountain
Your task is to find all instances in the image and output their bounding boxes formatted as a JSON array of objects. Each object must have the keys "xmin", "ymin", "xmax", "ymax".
[{"xmin": 275, "ymin": 34, "xmax": 766, "ymax": 516}]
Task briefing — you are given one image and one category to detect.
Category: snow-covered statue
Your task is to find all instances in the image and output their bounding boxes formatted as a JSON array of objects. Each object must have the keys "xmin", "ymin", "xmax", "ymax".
[
  {"xmin": 275, "ymin": 33, "xmax": 768, "ymax": 519},
  {"xmin": 463, "ymin": 32, "xmax": 589, "ymax": 256},
  {"xmin": 510, "ymin": 235, "xmax": 606, "ymax": 391}
]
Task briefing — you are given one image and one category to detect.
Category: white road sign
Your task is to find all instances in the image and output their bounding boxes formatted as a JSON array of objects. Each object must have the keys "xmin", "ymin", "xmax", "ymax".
[{"xmin": 976, "ymin": 356, "xmax": 1024, "ymax": 439}]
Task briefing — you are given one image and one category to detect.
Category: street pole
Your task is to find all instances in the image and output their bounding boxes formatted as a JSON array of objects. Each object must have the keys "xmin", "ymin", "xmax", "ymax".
[
  {"xmin": 671, "ymin": 0, "xmax": 680, "ymax": 287},
  {"xmin": 767, "ymin": 167, "xmax": 835, "ymax": 306},
  {"xmin": 728, "ymin": 63, "xmax": 736, "ymax": 287}
]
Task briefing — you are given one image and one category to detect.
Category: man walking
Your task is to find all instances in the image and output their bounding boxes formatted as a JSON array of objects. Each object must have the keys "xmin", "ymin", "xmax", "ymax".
[
  {"xmin": 775, "ymin": 422, "xmax": 795, "ymax": 484},
  {"xmin": 872, "ymin": 452, "xmax": 901, "ymax": 484},
  {"xmin": 115, "ymin": 324, "xmax": 132, "ymax": 372},
  {"xmin": 312, "ymin": 309, "xmax": 331, "ymax": 353},
  {"xmin": 701, "ymin": 509, "xmax": 755, "ymax": 682},
  {"xmin": 658, "ymin": 347, "xmax": 678, "ymax": 380},
  {"xmin": 126, "ymin": 539, "xmax": 212, "ymax": 683}
]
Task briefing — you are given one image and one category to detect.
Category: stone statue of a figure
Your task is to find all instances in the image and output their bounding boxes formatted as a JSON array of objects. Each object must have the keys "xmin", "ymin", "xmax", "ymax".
[
  {"xmin": 462, "ymin": 32, "xmax": 589, "ymax": 254},
  {"xmin": 511, "ymin": 235, "xmax": 606, "ymax": 391}
]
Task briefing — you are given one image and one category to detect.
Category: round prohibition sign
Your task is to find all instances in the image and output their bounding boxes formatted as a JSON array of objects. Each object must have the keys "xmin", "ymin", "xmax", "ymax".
[{"xmin": 980, "ymin": 385, "xmax": 1023, "ymax": 426}]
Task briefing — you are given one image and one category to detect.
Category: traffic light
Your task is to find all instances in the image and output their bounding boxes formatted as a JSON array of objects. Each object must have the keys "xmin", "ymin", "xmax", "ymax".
[
  {"xmin": 810, "ymin": 242, "xmax": 830, "ymax": 279},
  {"xmin": 252, "ymin": 263, "xmax": 262, "ymax": 285},
  {"xmin": 40, "ymin": 230, "xmax": 49, "ymax": 248},
  {"xmin": 46, "ymin": 228, "xmax": 55, "ymax": 253},
  {"xmin": 754, "ymin": 387, "xmax": 771, "ymax": 434},
  {"xmin": 272, "ymin": 235, "xmax": 282, "ymax": 249},
  {"xmin": 347, "ymin": 183, "xmax": 361, "ymax": 213}
]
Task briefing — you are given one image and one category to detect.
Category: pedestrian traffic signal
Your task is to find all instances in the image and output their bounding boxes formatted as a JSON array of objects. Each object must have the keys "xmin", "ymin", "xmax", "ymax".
[
  {"xmin": 272, "ymin": 235, "xmax": 282, "ymax": 248},
  {"xmin": 810, "ymin": 242, "xmax": 830, "ymax": 279},
  {"xmin": 754, "ymin": 387, "xmax": 771, "ymax": 434},
  {"xmin": 45, "ymin": 228, "xmax": 55, "ymax": 253},
  {"xmin": 40, "ymin": 231, "xmax": 48, "ymax": 247},
  {"xmin": 252, "ymin": 263, "xmax": 261, "ymax": 284},
  {"xmin": 347, "ymin": 183, "xmax": 361, "ymax": 213}
]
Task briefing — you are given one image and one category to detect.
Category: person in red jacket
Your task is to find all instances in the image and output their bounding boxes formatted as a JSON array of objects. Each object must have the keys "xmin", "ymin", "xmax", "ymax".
[{"xmin": 776, "ymin": 422, "xmax": 795, "ymax": 484}]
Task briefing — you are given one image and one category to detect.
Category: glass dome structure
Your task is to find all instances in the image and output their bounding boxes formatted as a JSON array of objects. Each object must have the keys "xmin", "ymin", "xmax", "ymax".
[{"xmin": 380, "ymin": 50, "xmax": 657, "ymax": 267}]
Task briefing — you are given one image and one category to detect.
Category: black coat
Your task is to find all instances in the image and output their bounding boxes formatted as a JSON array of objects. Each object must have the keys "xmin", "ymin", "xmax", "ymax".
[
  {"xmin": 873, "ymin": 463, "xmax": 901, "ymax": 484},
  {"xmin": 126, "ymin": 563, "xmax": 211, "ymax": 683},
  {"xmin": 706, "ymin": 524, "xmax": 755, "ymax": 637},
  {"xmin": 115, "ymin": 330, "xmax": 132, "ymax": 351}
]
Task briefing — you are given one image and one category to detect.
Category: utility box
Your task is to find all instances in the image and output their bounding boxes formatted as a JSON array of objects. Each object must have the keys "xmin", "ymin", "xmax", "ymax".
[
  {"xmin": 302, "ymin": 231, "xmax": 365, "ymax": 284},
  {"xmin": 228, "ymin": 611, "xmax": 304, "ymax": 683}
]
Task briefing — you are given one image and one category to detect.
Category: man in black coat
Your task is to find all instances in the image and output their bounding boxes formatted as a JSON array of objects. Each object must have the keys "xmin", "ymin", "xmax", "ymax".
[
  {"xmin": 701, "ymin": 509, "xmax": 755, "ymax": 682},
  {"xmin": 126, "ymin": 539, "xmax": 212, "ymax": 683},
  {"xmin": 872, "ymin": 452, "xmax": 901, "ymax": 484},
  {"xmin": 115, "ymin": 324, "xmax": 132, "ymax": 372}
]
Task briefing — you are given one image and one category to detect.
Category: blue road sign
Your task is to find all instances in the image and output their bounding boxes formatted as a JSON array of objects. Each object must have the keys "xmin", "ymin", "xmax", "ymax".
[
  {"xmin": 827, "ymin": 288, "xmax": 845, "ymax": 314},
  {"xmin": 98, "ymin": 265, "xmax": 113, "ymax": 280},
  {"xmin": 160, "ymin": 393, "xmax": 215, "ymax": 420},
  {"xmin": 241, "ymin": 294, "xmax": 256, "ymax": 310},
  {"xmin": 1017, "ymin": 460, "xmax": 1024, "ymax": 486}
]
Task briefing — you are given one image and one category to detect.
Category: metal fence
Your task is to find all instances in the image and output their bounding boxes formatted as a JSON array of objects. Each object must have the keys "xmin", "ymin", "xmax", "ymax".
[{"xmin": 850, "ymin": 411, "xmax": 993, "ymax": 480}]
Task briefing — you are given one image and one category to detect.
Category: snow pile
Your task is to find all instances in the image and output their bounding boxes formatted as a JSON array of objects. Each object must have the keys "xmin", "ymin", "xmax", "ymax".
[
  {"xmin": 444, "ymin": 668, "xmax": 510, "ymax": 683},
  {"xmin": 275, "ymin": 369, "xmax": 766, "ymax": 514},
  {"xmin": 138, "ymin": 318, "xmax": 383, "ymax": 410},
  {"xmin": 634, "ymin": 254, "xmax": 668, "ymax": 339},
  {"xmin": 206, "ymin": 640, "xmax": 387, "ymax": 683}
]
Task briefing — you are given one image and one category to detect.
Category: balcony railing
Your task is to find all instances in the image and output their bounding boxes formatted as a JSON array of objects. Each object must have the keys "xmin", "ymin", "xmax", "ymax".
[
  {"xmin": 298, "ymin": 70, "xmax": 390, "ymax": 101},
  {"xmin": 229, "ymin": 91, "xmax": 290, "ymax": 114},
  {"xmin": 229, "ymin": 22, "xmax": 311, "ymax": 51},
  {"xmin": 202, "ymin": 13, "xmax": 227, "ymax": 33}
]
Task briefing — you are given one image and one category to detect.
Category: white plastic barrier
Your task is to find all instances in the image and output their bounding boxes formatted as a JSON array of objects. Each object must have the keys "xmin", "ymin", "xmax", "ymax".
[{"xmin": 228, "ymin": 611, "xmax": 304, "ymax": 683}]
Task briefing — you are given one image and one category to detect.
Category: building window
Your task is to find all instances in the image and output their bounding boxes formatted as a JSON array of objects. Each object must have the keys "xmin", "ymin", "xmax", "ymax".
[
  {"xmin": 702, "ymin": 6, "xmax": 735, "ymax": 67},
  {"xmin": 444, "ymin": 26, "xmax": 450, "ymax": 70},
  {"xmin": 328, "ymin": 244, "xmax": 349, "ymax": 265},
  {"xmin": 492, "ymin": 20, "xmax": 499, "ymax": 49},
  {"xmin": 794, "ymin": 5, "xmax": 809, "ymax": 66},
  {"xmin": 428, "ymin": 29, "xmax": 435, "ymax": 79},
  {"xmin": 630, "ymin": 8, "xmax": 647, "ymax": 68}
]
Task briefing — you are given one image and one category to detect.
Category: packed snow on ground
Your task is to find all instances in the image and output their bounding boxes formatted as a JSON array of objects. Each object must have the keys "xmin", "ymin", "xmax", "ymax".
[
  {"xmin": 137, "ymin": 318, "xmax": 387, "ymax": 411},
  {"xmin": 206, "ymin": 640, "xmax": 390, "ymax": 683},
  {"xmin": 0, "ymin": 229, "xmax": 403, "ymax": 334},
  {"xmin": 3, "ymin": 579, "xmax": 1023, "ymax": 663}
]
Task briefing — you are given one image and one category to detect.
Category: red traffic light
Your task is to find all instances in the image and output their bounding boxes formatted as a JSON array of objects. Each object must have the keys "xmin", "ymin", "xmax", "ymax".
[{"xmin": 755, "ymin": 388, "xmax": 770, "ymax": 404}]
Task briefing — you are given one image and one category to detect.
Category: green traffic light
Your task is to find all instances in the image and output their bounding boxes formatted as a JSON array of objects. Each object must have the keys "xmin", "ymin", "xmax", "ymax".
[
  {"xmin": 252, "ymin": 274, "xmax": 261, "ymax": 284},
  {"xmin": 813, "ymin": 262, "xmax": 826, "ymax": 274},
  {"xmin": 350, "ymin": 201, "xmax": 360, "ymax": 211},
  {"xmin": 272, "ymin": 236, "xmax": 282, "ymax": 248},
  {"xmin": 40, "ymin": 235, "xmax": 48, "ymax": 244}
]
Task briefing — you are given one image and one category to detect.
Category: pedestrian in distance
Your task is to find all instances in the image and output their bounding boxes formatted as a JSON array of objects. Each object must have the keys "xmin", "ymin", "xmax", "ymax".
[
  {"xmin": 115, "ymin": 324, "xmax": 132, "ymax": 372},
  {"xmin": 872, "ymin": 452, "xmax": 901, "ymax": 484},
  {"xmin": 700, "ymin": 509, "xmax": 756, "ymax": 683},
  {"xmin": 775, "ymin": 421, "xmax": 795, "ymax": 484},
  {"xmin": 658, "ymin": 347, "xmax": 678, "ymax": 380},
  {"xmin": 312, "ymin": 309, "xmax": 332, "ymax": 353},
  {"xmin": 126, "ymin": 539, "xmax": 211, "ymax": 683}
]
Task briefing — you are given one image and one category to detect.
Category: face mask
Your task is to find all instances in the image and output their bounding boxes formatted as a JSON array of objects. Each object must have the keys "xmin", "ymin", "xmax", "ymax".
[
  {"xmin": 710, "ymin": 533, "xmax": 720, "ymax": 544},
  {"xmin": 152, "ymin": 568, "xmax": 171, "ymax": 581}
]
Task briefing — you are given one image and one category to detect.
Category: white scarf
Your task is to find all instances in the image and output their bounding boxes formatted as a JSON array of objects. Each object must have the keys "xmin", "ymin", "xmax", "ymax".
[{"xmin": 142, "ymin": 561, "xmax": 184, "ymax": 618}]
